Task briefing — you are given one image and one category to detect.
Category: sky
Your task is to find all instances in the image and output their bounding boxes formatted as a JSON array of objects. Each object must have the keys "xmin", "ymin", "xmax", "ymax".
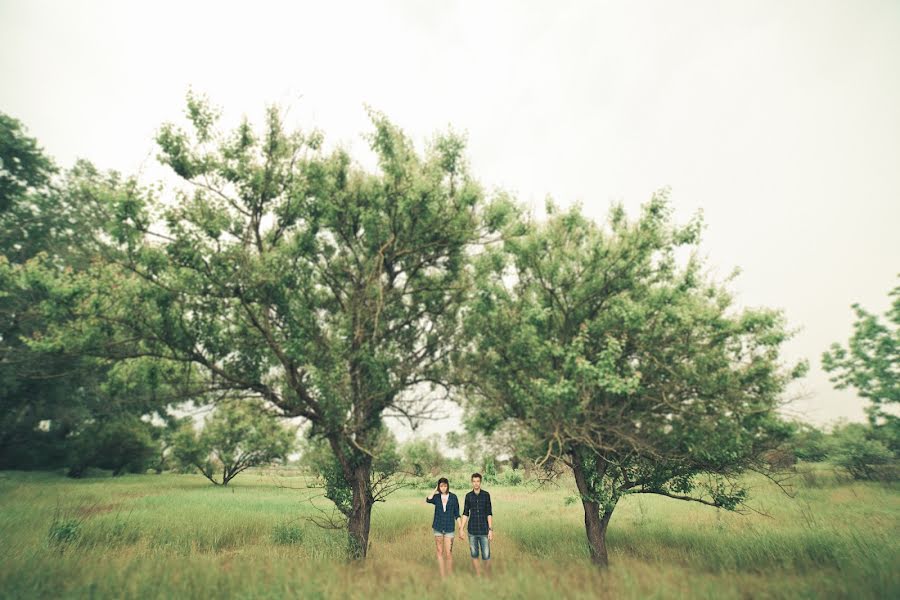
[{"xmin": 2, "ymin": 0, "xmax": 898, "ymax": 440}]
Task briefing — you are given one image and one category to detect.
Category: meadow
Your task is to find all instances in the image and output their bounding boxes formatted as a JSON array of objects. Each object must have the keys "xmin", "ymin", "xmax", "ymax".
[{"xmin": 0, "ymin": 465, "xmax": 897, "ymax": 600}]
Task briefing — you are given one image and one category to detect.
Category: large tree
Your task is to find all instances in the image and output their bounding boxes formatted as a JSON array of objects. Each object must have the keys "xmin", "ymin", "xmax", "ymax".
[
  {"xmin": 0, "ymin": 113, "xmax": 170, "ymax": 470},
  {"xmin": 26, "ymin": 94, "xmax": 508, "ymax": 557},
  {"xmin": 457, "ymin": 194, "xmax": 804, "ymax": 567}
]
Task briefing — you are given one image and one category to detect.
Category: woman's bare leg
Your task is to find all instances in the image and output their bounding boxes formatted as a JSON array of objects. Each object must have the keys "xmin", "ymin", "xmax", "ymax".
[
  {"xmin": 443, "ymin": 536, "xmax": 454, "ymax": 575},
  {"xmin": 434, "ymin": 536, "xmax": 446, "ymax": 577}
]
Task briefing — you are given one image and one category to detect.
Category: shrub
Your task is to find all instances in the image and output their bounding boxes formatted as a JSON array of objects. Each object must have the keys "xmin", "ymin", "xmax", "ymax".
[
  {"xmin": 482, "ymin": 457, "xmax": 498, "ymax": 484},
  {"xmin": 762, "ymin": 447, "xmax": 796, "ymax": 469},
  {"xmin": 828, "ymin": 423, "xmax": 896, "ymax": 481},
  {"xmin": 65, "ymin": 416, "xmax": 157, "ymax": 478},
  {"xmin": 502, "ymin": 468, "xmax": 524, "ymax": 486},
  {"xmin": 789, "ymin": 423, "xmax": 829, "ymax": 462}
]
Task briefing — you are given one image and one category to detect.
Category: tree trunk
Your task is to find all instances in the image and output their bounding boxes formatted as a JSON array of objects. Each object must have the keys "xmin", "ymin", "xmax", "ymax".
[
  {"xmin": 347, "ymin": 460, "xmax": 374, "ymax": 559},
  {"xmin": 572, "ymin": 454, "xmax": 614, "ymax": 567}
]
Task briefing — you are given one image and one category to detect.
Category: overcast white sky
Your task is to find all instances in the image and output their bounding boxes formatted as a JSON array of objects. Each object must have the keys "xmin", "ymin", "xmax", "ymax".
[{"xmin": 2, "ymin": 0, "xmax": 898, "ymax": 437}]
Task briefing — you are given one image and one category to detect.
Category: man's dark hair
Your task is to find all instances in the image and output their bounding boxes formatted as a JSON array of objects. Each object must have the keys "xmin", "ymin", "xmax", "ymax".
[{"xmin": 471, "ymin": 473, "xmax": 482, "ymax": 481}]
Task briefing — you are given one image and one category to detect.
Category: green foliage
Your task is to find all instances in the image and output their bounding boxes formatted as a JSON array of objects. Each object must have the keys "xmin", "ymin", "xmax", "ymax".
[
  {"xmin": 0, "ymin": 112, "xmax": 55, "ymax": 214},
  {"xmin": 171, "ymin": 400, "xmax": 296, "ymax": 485},
  {"xmin": 445, "ymin": 421, "xmax": 536, "ymax": 468},
  {"xmin": 66, "ymin": 415, "xmax": 158, "ymax": 478},
  {"xmin": 18, "ymin": 94, "xmax": 505, "ymax": 556},
  {"xmin": 458, "ymin": 192, "xmax": 802, "ymax": 563},
  {"xmin": 787, "ymin": 422, "xmax": 829, "ymax": 462},
  {"xmin": 501, "ymin": 468, "xmax": 524, "ymax": 486},
  {"xmin": 47, "ymin": 518, "xmax": 81, "ymax": 548},
  {"xmin": 398, "ymin": 437, "xmax": 444, "ymax": 476},
  {"xmin": 299, "ymin": 435, "xmax": 354, "ymax": 516},
  {"xmin": 300, "ymin": 426, "xmax": 403, "ymax": 518},
  {"xmin": 46, "ymin": 503, "xmax": 86, "ymax": 550},
  {"xmin": 271, "ymin": 522, "xmax": 304, "ymax": 545},
  {"xmin": 823, "ymin": 279, "xmax": 899, "ymax": 437},
  {"xmin": 787, "ymin": 419, "xmax": 898, "ymax": 482},
  {"xmin": 1, "ymin": 113, "xmax": 170, "ymax": 472},
  {"xmin": 482, "ymin": 456, "xmax": 498, "ymax": 484},
  {"xmin": 868, "ymin": 417, "xmax": 900, "ymax": 455},
  {"xmin": 827, "ymin": 422, "xmax": 896, "ymax": 481}
]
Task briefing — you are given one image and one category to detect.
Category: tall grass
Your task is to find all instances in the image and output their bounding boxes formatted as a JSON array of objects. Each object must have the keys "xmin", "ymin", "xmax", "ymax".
[{"xmin": 0, "ymin": 466, "xmax": 896, "ymax": 599}]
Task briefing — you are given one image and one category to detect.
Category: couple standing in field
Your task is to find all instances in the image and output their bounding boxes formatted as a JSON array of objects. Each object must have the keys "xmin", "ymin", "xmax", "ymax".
[{"xmin": 425, "ymin": 472, "xmax": 493, "ymax": 577}]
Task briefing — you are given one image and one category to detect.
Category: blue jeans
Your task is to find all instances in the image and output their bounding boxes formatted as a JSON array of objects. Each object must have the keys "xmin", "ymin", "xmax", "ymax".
[{"xmin": 468, "ymin": 534, "xmax": 490, "ymax": 560}]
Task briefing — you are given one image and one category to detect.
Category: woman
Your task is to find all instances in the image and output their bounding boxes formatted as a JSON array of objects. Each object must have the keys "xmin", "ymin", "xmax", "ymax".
[{"xmin": 425, "ymin": 477, "xmax": 461, "ymax": 577}]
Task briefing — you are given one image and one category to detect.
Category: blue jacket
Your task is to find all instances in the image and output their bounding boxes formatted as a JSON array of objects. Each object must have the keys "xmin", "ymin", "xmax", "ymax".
[{"xmin": 426, "ymin": 492, "xmax": 460, "ymax": 533}]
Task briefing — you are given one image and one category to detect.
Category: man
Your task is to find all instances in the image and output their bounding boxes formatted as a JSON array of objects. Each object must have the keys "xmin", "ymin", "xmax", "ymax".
[{"xmin": 460, "ymin": 472, "xmax": 493, "ymax": 575}]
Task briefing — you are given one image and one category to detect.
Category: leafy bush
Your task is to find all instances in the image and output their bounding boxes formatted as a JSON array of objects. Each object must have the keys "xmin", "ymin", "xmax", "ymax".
[
  {"xmin": 868, "ymin": 419, "xmax": 900, "ymax": 455},
  {"xmin": 65, "ymin": 416, "xmax": 157, "ymax": 478},
  {"xmin": 827, "ymin": 423, "xmax": 896, "ymax": 481},
  {"xmin": 789, "ymin": 423, "xmax": 829, "ymax": 462}
]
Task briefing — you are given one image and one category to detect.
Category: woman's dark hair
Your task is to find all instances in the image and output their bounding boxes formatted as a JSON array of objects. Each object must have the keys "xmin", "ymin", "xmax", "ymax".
[{"xmin": 437, "ymin": 477, "xmax": 450, "ymax": 490}]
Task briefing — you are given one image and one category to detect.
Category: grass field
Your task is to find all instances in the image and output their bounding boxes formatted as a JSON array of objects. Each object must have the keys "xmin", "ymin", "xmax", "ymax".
[{"xmin": 0, "ymin": 465, "xmax": 897, "ymax": 599}]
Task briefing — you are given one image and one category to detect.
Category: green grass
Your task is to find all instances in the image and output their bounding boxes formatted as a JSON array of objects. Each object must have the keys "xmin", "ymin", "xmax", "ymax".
[{"xmin": 0, "ymin": 465, "xmax": 897, "ymax": 599}]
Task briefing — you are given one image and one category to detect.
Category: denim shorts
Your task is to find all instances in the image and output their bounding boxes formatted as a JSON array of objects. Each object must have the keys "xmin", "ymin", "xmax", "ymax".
[
  {"xmin": 468, "ymin": 534, "xmax": 490, "ymax": 559},
  {"xmin": 433, "ymin": 528, "xmax": 454, "ymax": 539}
]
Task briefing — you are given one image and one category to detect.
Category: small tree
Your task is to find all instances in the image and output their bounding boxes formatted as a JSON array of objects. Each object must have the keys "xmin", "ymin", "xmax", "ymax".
[{"xmin": 172, "ymin": 400, "xmax": 296, "ymax": 485}]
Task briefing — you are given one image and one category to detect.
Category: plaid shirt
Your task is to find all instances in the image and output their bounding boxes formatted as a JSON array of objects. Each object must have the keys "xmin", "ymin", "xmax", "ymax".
[
  {"xmin": 463, "ymin": 490, "xmax": 492, "ymax": 535},
  {"xmin": 426, "ymin": 492, "xmax": 460, "ymax": 533}
]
